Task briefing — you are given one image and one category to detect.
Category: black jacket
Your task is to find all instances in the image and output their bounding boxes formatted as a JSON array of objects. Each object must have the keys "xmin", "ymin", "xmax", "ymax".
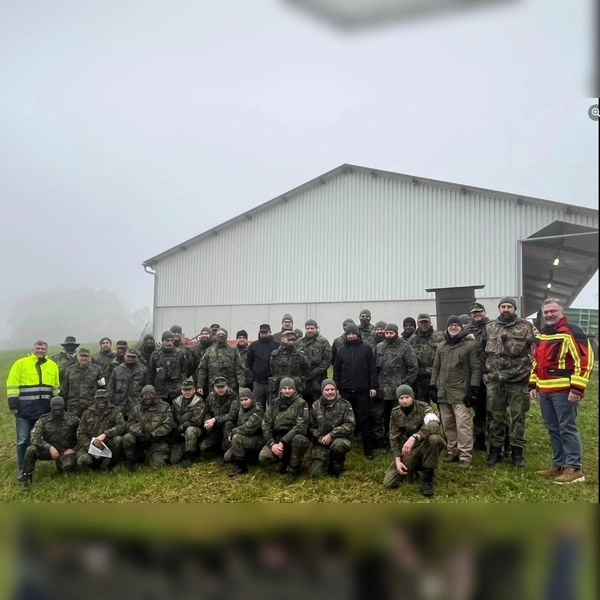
[
  {"xmin": 333, "ymin": 338, "xmax": 378, "ymax": 392},
  {"xmin": 247, "ymin": 337, "xmax": 281, "ymax": 384}
]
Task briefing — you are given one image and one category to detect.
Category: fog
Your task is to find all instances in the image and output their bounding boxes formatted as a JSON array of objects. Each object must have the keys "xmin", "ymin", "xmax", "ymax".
[{"xmin": 1, "ymin": 0, "xmax": 597, "ymax": 347}]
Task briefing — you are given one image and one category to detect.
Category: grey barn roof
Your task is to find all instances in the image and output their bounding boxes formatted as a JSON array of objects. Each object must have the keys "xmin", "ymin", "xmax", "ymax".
[{"xmin": 143, "ymin": 163, "xmax": 598, "ymax": 267}]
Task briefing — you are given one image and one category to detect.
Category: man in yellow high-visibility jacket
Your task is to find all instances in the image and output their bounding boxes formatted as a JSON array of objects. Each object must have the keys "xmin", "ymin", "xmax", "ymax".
[{"xmin": 6, "ymin": 340, "xmax": 60, "ymax": 480}]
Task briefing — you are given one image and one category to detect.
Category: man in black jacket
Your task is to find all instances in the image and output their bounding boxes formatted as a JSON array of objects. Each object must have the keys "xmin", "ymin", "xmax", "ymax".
[
  {"xmin": 247, "ymin": 324, "xmax": 280, "ymax": 409},
  {"xmin": 333, "ymin": 324, "xmax": 378, "ymax": 458}
]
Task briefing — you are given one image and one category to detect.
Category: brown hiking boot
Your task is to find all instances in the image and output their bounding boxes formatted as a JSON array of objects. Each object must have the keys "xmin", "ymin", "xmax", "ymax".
[
  {"xmin": 554, "ymin": 467, "xmax": 585, "ymax": 485},
  {"xmin": 536, "ymin": 465, "xmax": 563, "ymax": 478}
]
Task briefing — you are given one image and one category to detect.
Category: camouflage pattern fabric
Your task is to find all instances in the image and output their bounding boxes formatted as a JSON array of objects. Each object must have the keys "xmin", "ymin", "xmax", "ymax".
[
  {"xmin": 61, "ymin": 363, "xmax": 104, "ymax": 417},
  {"xmin": 375, "ymin": 337, "xmax": 419, "ymax": 401},
  {"xmin": 268, "ymin": 346, "xmax": 311, "ymax": 395},
  {"xmin": 76, "ymin": 403, "xmax": 126, "ymax": 469},
  {"xmin": 107, "ymin": 362, "xmax": 148, "ymax": 418},
  {"xmin": 197, "ymin": 343, "xmax": 245, "ymax": 393},
  {"xmin": 148, "ymin": 347, "xmax": 187, "ymax": 400},
  {"xmin": 295, "ymin": 334, "xmax": 332, "ymax": 398},
  {"xmin": 486, "ymin": 379, "xmax": 530, "ymax": 449},
  {"xmin": 92, "ymin": 350, "xmax": 117, "ymax": 379}
]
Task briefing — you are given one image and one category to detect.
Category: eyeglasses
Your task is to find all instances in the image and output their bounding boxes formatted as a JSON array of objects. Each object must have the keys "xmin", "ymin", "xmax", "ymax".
[
  {"xmin": 447, "ymin": 324, "xmax": 462, "ymax": 328},
  {"xmin": 542, "ymin": 309, "xmax": 560, "ymax": 315}
]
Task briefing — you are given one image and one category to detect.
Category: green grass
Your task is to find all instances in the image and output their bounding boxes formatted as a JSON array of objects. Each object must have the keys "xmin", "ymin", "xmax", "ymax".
[{"xmin": 0, "ymin": 345, "xmax": 597, "ymax": 503}]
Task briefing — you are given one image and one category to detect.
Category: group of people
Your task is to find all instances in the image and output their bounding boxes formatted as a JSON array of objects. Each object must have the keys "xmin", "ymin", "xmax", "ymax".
[{"xmin": 6, "ymin": 298, "xmax": 594, "ymax": 496}]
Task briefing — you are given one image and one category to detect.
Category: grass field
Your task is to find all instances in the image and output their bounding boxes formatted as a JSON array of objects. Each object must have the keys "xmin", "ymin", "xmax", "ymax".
[{"xmin": 0, "ymin": 344, "xmax": 597, "ymax": 503}]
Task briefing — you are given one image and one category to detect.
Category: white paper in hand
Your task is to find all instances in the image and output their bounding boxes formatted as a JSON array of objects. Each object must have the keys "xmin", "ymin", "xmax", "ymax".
[{"xmin": 88, "ymin": 438, "xmax": 112, "ymax": 458}]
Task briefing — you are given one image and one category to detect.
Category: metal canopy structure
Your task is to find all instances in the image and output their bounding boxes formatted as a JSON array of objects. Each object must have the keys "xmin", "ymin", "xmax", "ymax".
[{"xmin": 520, "ymin": 221, "xmax": 598, "ymax": 317}]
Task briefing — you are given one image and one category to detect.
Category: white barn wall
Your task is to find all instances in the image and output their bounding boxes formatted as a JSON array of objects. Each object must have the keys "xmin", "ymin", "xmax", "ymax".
[{"xmin": 153, "ymin": 171, "xmax": 597, "ymax": 310}]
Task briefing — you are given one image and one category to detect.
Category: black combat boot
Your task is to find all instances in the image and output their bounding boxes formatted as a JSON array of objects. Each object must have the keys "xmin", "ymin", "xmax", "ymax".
[
  {"xmin": 328, "ymin": 457, "xmax": 345, "ymax": 478},
  {"xmin": 421, "ymin": 468, "xmax": 434, "ymax": 497},
  {"xmin": 486, "ymin": 446, "xmax": 503, "ymax": 467},
  {"xmin": 228, "ymin": 460, "xmax": 248, "ymax": 477},
  {"xmin": 22, "ymin": 472, "xmax": 33, "ymax": 491},
  {"xmin": 286, "ymin": 468, "xmax": 299, "ymax": 483},
  {"xmin": 511, "ymin": 446, "xmax": 525, "ymax": 468},
  {"xmin": 503, "ymin": 435, "xmax": 512, "ymax": 460},
  {"xmin": 182, "ymin": 452, "xmax": 193, "ymax": 468},
  {"xmin": 473, "ymin": 435, "xmax": 487, "ymax": 451}
]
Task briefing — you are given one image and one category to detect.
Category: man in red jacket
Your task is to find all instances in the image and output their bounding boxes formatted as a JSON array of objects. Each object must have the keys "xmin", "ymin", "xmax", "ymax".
[{"xmin": 529, "ymin": 298, "xmax": 594, "ymax": 484}]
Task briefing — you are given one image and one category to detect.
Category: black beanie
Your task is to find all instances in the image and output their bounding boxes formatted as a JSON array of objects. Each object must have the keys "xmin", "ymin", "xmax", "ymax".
[
  {"xmin": 236, "ymin": 330, "xmax": 248, "ymax": 338},
  {"xmin": 162, "ymin": 331, "xmax": 174, "ymax": 341},
  {"xmin": 403, "ymin": 317, "xmax": 416, "ymax": 327},
  {"xmin": 446, "ymin": 315, "xmax": 462, "ymax": 328},
  {"xmin": 345, "ymin": 323, "xmax": 359, "ymax": 335},
  {"xmin": 385, "ymin": 323, "xmax": 399, "ymax": 334}
]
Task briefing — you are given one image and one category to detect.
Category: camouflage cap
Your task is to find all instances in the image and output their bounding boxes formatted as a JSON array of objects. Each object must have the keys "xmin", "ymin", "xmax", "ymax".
[
  {"xmin": 181, "ymin": 378, "xmax": 195, "ymax": 390},
  {"xmin": 77, "ymin": 347, "xmax": 91, "ymax": 356},
  {"xmin": 125, "ymin": 348, "xmax": 138, "ymax": 357},
  {"xmin": 281, "ymin": 330, "xmax": 297, "ymax": 340},
  {"xmin": 470, "ymin": 302, "xmax": 486, "ymax": 312},
  {"xmin": 116, "ymin": 340, "xmax": 128, "ymax": 348},
  {"xmin": 417, "ymin": 313, "xmax": 431, "ymax": 322},
  {"xmin": 212, "ymin": 376, "xmax": 228, "ymax": 387},
  {"xmin": 94, "ymin": 389, "xmax": 108, "ymax": 399}
]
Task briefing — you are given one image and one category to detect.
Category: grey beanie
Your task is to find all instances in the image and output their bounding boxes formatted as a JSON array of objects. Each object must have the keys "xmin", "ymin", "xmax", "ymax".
[
  {"xmin": 458, "ymin": 314, "xmax": 471, "ymax": 326},
  {"xmin": 141, "ymin": 385, "xmax": 157, "ymax": 397},
  {"xmin": 282, "ymin": 314, "xmax": 293, "ymax": 323},
  {"xmin": 385, "ymin": 323, "xmax": 399, "ymax": 333},
  {"xmin": 201, "ymin": 326, "xmax": 212, "ymax": 334},
  {"xmin": 321, "ymin": 378, "xmax": 337, "ymax": 392},
  {"xmin": 238, "ymin": 387, "xmax": 253, "ymax": 400},
  {"xmin": 50, "ymin": 396, "xmax": 65, "ymax": 407},
  {"xmin": 396, "ymin": 385, "xmax": 415, "ymax": 399},
  {"xmin": 375, "ymin": 321, "xmax": 387, "ymax": 328},
  {"xmin": 498, "ymin": 296, "xmax": 517, "ymax": 309},
  {"xmin": 359, "ymin": 309, "xmax": 372, "ymax": 318},
  {"xmin": 161, "ymin": 331, "xmax": 174, "ymax": 341},
  {"xmin": 279, "ymin": 377, "xmax": 296, "ymax": 391},
  {"xmin": 216, "ymin": 328, "xmax": 228, "ymax": 337},
  {"xmin": 305, "ymin": 319, "xmax": 318, "ymax": 328},
  {"xmin": 345, "ymin": 323, "xmax": 359, "ymax": 335}
]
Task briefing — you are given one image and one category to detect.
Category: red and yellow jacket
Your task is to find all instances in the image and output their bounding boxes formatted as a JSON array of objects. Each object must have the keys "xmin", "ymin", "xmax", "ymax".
[{"xmin": 529, "ymin": 317, "xmax": 594, "ymax": 397}]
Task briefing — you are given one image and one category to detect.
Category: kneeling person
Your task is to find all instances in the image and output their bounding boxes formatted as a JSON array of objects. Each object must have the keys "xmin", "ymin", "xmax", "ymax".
[
  {"xmin": 201, "ymin": 376, "xmax": 238, "ymax": 457},
  {"xmin": 224, "ymin": 388, "xmax": 264, "ymax": 477},
  {"xmin": 76, "ymin": 389, "xmax": 126, "ymax": 471},
  {"xmin": 259, "ymin": 378, "xmax": 310, "ymax": 480},
  {"xmin": 123, "ymin": 385, "xmax": 174, "ymax": 470},
  {"xmin": 21, "ymin": 396, "xmax": 79, "ymax": 490},
  {"xmin": 383, "ymin": 385, "xmax": 446, "ymax": 497},
  {"xmin": 170, "ymin": 378, "xmax": 207, "ymax": 467},
  {"xmin": 309, "ymin": 379, "xmax": 355, "ymax": 478}
]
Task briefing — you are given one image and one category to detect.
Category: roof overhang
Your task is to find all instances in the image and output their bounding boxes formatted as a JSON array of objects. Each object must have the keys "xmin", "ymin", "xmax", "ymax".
[{"xmin": 521, "ymin": 221, "xmax": 599, "ymax": 317}]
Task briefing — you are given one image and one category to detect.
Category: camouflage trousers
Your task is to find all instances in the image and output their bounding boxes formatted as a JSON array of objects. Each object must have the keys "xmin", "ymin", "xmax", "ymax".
[
  {"xmin": 200, "ymin": 424, "xmax": 230, "ymax": 454},
  {"xmin": 169, "ymin": 427, "xmax": 203, "ymax": 464},
  {"xmin": 309, "ymin": 438, "xmax": 352, "ymax": 476},
  {"xmin": 252, "ymin": 382, "xmax": 270, "ymax": 410},
  {"xmin": 486, "ymin": 379, "xmax": 530, "ymax": 448},
  {"xmin": 122, "ymin": 432, "xmax": 169, "ymax": 469},
  {"xmin": 224, "ymin": 433, "xmax": 265, "ymax": 462},
  {"xmin": 382, "ymin": 434, "xmax": 446, "ymax": 489},
  {"xmin": 22, "ymin": 447, "xmax": 77, "ymax": 474},
  {"xmin": 369, "ymin": 396, "xmax": 386, "ymax": 446},
  {"xmin": 259, "ymin": 435, "xmax": 310, "ymax": 472},
  {"xmin": 76, "ymin": 436, "xmax": 123, "ymax": 470}
]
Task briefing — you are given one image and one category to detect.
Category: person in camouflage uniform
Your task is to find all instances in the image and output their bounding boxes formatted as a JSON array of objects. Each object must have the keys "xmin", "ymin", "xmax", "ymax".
[
  {"xmin": 76, "ymin": 389, "xmax": 127, "ymax": 471},
  {"xmin": 465, "ymin": 302, "xmax": 492, "ymax": 452},
  {"xmin": 481, "ymin": 297, "xmax": 535, "ymax": 468},
  {"xmin": 409, "ymin": 314, "xmax": 445, "ymax": 403},
  {"xmin": 358, "ymin": 309, "xmax": 377, "ymax": 349},
  {"xmin": 273, "ymin": 314, "xmax": 304, "ymax": 342},
  {"xmin": 122, "ymin": 384, "xmax": 175, "ymax": 470},
  {"xmin": 200, "ymin": 376, "xmax": 238, "ymax": 456},
  {"xmin": 259, "ymin": 378, "xmax": 310, "ymax": 481},
  {"xmin": 21, "ymin": 396, "xmax": 79, "ymax": 490},
  {"xmin": 61, "ymin": 348, "xmax": 104, "ymax": 417},
  {"xmin": 51, "ymin": 336, "xmax": 80, "ymax": 384},
  {"xmin": 148, "ymin": 331, "xmax": 187, "ymax": 404},
  {"xmin": 374, "ymin": 323, "xmax": 419, "ymax": 447},
  {"xmin": 269, "ymin": 330, "xmax": 311, "ymax": 397},
  {"xmin": 235, "ymin": 330, "xmax": 255, "ymax": 388},
  {"xmin": 92, "ymin": 337, "xmax": 117, "ymax": 380},
  {"xmin": 295, "ymin": 320, "xmax": 332, "ymax": 406},
  {"xmin": 308, "ymin": 379, "xmax": 355, "ymax": 478},
  {"xmin": 170, "ymin": 325, "xmax": 195, "ymax": 378},
  {"xmin": 197, "ymin": 328, "xmax": 245, "ymax": 396},
  {"xmin": 224, "ymin": 387, "xmax": 264, "ymax": 477},
  {"xmin": 107, "ymin": 348, "xmax": 147, "ymax": 419},
  {"xmin": 137, "ymin": 334, "xmax": 157, "ymax": 367},
  {"xmin": 401, "ymin": 317, "xmax": 416, "ymax": 341},
  {"xmin": 192, "ymin": 327, "xmax": 215, "ymax": 387},
  {"xmin": 382, "ymin": 385, "xmax": 446, "ymax": 497},
  {"xmin": 169, "ymin": 378, "xmax": 207, "ymax": 467},
  {"xmin": 374, "ymin": 321, "xmax": 387, "ymax": 345},
  {"xmin": 331, "ymin": 318, "xmax": 355, "ymax": 365},
  {"xmin": 104, "ymin": 340, "xmax": 128, "ymax": 384}
]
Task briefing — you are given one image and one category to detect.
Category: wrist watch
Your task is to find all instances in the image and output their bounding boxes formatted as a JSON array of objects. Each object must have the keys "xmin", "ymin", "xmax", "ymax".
[{"xmin": 412, "ymin": 433, "xmax": 419, "ymax": 440}]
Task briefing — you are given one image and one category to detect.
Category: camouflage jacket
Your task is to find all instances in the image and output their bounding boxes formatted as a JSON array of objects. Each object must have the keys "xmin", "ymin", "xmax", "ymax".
[
  {"xmin": 92, "ymin": 350, "xmax": 117, "ymax": 378},
  {"xmin": 236, "ymin": 344, "xmax": 255, "ymax": 387},
  {"xmin": 30, "ymin": 412, "xmax": 80, "ymax": 452},
  {"xmin": 273, "ymin": 328, "xmax": 303, "ymax": 342},
  {"xmin": 104, "ymin": 356, "xmax": 125, "ymax": 387},
  {"xmin": 148, "ymin": 347, "xmax": 187, "ymax": 398},
  {"xmin": 107, "ymin": 363, "xmax": 148, "ymax": 418},
  {"xmin": 138, "ymin": 347, "xmax": 155, "ymax": 367},
  {"xmin": 173, "ymin": 340, "xmax": 195, "ymax": 378},
  {"xmin": 127, "ymin": 398, "xmax": 174, "ymax": 439},
  {"xmin": 309, "ymin": 395, "xmax": 355, "ymax": 442},
  {"xmin": 431, "ymin": 330, "xmax": 482, "ymax": 404},
  {"xmin": 295, "ymin": 334, "xmax": 332, "ymax": 394},
  {"xmin": 171, "ymin": 393, "xmax": 206, "ymax": 431},
  {"xmin": 191, "ymin": 340, "xmax": 215, "ymax": 375},
  {"xmin": 466, "ymin": 317, "xmax": 490, "ymax": 368},
  {"xmin": 269, "ymin": 346, "xmax": 311, "ymax": 394},
  {"xmin": 77, "ymin": 404, "xmax": 127, "ymax": 449},
  {"xmin": 197, "ymin": 343, "xmax": 245, "ymax": 392},
  {"xmin": 204, "ymin": 389, "xmax": 238, "ymax": 427},
  {"xmin": 358, "ymin": 324, "xmax": 377, "ymax": 349},
  {"xmin": 262, "ymin": 392, "xmax": 309, "ymax": 447},
  {"xmin": 389, "ymin": 401, "xmax": 444, "ymax": 458},
  {"xmin": 482, "ymin": 317, "xmax": 535, "ymax": 382},
  {"xmin": 375, "ymin": 337, "xmax": 419, "ymax": 400},
  {"xmin": 62, "ymin": 363, "xmax": 104, "ymax": 412},
  {"xmin": 230, "ymin": 399, "xmax": 264, "ymax": 437},
  {"xmin": 50, "ymin": 352, "xmax": 77, "ymax": 384},
  {"xmin": 408, "ymin": 327, "xmax": 446, "ymax": 378}
]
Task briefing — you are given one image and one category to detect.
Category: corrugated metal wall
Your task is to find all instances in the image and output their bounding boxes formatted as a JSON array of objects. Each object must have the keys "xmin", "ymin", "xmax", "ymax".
[{"xmin": 154, "ymin": 171, "xmax": 598, "ymax": 307}]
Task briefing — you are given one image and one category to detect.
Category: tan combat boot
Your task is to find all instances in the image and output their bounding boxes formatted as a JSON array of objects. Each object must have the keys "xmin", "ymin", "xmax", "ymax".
[
  {"xmin": 553, "ymin": 467, "xmax": 585, "ymax": 485},
  {"xmin": 536, "ymin": 465, "xmax": 563, "ymax": 478}
]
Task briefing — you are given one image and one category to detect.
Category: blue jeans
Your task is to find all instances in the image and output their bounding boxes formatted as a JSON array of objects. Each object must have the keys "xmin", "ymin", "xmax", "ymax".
[
  {"xmin": 16, "ymin": 417, "xmax": 37, "ymax": 471},
  {"xmin": 538, "ymin": 391, "xmax": 582, "ymax": 470}
]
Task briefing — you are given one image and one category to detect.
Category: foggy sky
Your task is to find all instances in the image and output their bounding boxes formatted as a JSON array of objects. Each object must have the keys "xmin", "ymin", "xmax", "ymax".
[{"xmin": 1, "ymin": 0, "xmax": 597, "ymax": 340}]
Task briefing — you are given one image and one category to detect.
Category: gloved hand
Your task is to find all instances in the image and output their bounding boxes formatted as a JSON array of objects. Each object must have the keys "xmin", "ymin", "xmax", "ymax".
[
  {"xmin": 428, "ymin": 385, "xmax": 438, "ymax": 404},
  {"xmin": 463, "ymin": 386, "xmax": 479, "ymax": 408}
]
